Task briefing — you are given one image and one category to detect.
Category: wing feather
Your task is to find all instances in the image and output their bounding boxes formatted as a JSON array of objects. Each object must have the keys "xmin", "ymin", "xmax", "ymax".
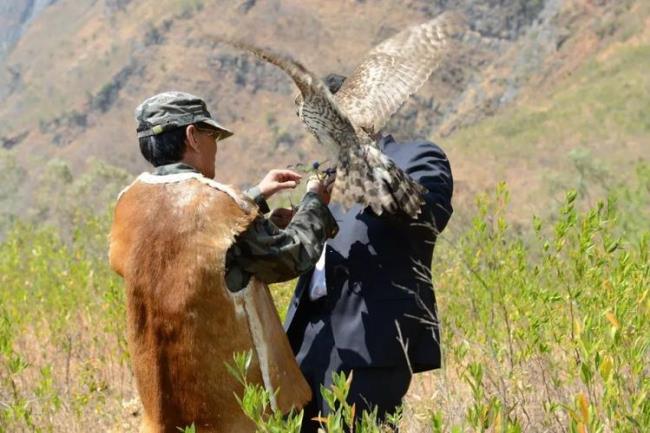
[
  {"xmin": 218, "ymin": 37, "xmax": 428, "ymax": 218},
  {"xmin": 335, "ymin": 10, "xmax": 467, "ymax": 133},
  {"xmin": 215, "ymin": 37, "xmax": 360, "ymax": 157}
]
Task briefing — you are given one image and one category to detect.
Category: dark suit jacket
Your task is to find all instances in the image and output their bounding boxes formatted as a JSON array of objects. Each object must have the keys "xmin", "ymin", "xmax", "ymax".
[{"xmin": 284, "ymin": 136, "xmax": 453, "ymax": 373}]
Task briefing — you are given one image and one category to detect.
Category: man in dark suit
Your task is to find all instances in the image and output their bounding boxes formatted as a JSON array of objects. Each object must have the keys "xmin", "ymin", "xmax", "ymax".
[{"xmin": 283, "ymin": 71, "xmax": 454, "ymax": 433}]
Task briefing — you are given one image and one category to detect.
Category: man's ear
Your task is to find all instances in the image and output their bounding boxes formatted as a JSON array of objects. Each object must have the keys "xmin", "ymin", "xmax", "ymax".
[{"xmin": 185, "ymin": 124, "xmax": 200, "ymax": 152}]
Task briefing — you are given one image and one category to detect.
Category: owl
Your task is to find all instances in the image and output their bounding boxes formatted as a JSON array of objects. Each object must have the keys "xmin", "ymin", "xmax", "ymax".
[{"xmin": 220, "ymin": 11, "xmax": 466, "ymax": 218}]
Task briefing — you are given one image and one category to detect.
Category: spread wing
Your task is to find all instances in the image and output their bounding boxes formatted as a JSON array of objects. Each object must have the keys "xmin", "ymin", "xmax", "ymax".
[
  {"xmin": 217, "ymin": 38, "xmax": 428, "ymax": 218},
  {"xmin": 215, "ymin": 37, "xmax": 360, "ymax": 157},
  {"xmin": 335, "ymin": 10, "xmax": 467, "ymax": 134}
]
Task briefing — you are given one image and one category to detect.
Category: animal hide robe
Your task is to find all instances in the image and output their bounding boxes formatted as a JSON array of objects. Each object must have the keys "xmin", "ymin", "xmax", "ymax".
[{"xmin": 109, "ymin": 172, "xmax": 311, "ymax": 433}]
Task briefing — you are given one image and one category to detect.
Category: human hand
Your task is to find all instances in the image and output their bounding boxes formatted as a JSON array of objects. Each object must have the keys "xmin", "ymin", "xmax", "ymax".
[
  {"xmin": 306, "ymin": 171, "xmax": 336, "ymax": 205},
  {"xmin": 256, "ymin": 169, "xmax": 302, "ymax": 199},
  {"xmin": 269, "ymin": 207, "xmax": 295, "ymax": 229}
]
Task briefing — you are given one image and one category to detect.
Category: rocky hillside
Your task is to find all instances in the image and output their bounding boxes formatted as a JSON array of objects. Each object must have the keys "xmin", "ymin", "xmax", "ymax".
[
  {"xmin": 0, "ymin": 0, "xmax": 54, "ymax": 62},
  {"xmin": 0, "ymin": 0, "xmax": 648, "ymax": 213}
]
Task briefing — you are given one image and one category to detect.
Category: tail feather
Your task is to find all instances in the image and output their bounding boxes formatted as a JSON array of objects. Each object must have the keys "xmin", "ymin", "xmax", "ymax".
[{"xmin": 333, "ymin": 145, "xmax": 425, "ymax": 218}]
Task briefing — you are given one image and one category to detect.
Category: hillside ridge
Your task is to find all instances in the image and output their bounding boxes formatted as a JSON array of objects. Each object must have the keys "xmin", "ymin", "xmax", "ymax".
[{"xmin": 0, "ymin": 0, "xmax": 647, "ymax": 216}]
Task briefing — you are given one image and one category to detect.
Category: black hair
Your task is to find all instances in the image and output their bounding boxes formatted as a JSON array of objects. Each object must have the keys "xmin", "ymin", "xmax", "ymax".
[
  {"xmin": 323, "ymin": 73, "xmax": 347, "ymax": 95},
  {"xmin": 138, "ymin": 125, "xmax": 188, "ymax": 167}
]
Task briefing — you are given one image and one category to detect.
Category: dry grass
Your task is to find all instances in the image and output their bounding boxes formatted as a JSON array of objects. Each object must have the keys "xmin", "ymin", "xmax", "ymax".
[{"xmin": 1, "ymin": 164, "xmax": 649, "ymax": 431}]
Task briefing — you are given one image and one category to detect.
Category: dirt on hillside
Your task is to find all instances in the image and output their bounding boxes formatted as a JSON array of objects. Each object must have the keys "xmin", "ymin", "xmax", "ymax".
[{"xmin": 0, "ymin": 0, "xmax": 643, "ymax": 194}]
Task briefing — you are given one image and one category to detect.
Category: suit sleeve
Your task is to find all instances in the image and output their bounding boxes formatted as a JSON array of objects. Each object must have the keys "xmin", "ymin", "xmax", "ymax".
[{"xmin": 404, "ymin": 142, "xmax": 454, "ymax": 233}]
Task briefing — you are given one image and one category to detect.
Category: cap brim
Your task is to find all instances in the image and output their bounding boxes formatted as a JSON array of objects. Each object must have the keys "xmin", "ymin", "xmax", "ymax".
[{"xmin": 202, "ymin": 119, "xmax": 234, "ymax": 140}]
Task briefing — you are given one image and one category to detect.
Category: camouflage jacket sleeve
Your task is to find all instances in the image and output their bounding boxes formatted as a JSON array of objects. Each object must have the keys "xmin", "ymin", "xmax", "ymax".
[{"xmin": 225, "ymin": 192, "xmax": 338, "ymax": 291}]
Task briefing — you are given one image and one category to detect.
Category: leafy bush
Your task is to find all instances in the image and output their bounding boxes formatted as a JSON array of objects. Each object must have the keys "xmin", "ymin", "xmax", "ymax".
[
  {"xmin": 428, "ymin": 172, "xmax": 649, "ymax": 432},
  {"xmin": 227, "ymin": 351, "xmax": 391, "ymax": 433},
  {"xmin": 0, "ymin": 158, "xmax": 647, "ymax": 431}
]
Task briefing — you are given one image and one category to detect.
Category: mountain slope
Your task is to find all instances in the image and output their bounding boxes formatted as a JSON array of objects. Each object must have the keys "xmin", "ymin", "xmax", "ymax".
[
  {"xmin": 0, "ymin": 0, "xmax": 54, "ymax": 62},
  {"xmin": 0, "ymin": 0, "xmax": 647, "ymax": 218},
  {"xmin": 442, "ymin": 5, "xmax": 650, "ymax": 219}
]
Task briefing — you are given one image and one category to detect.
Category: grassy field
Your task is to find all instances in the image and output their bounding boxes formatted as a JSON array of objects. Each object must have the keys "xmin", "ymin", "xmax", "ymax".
[{"xmin": 0, "ymin": 149, "xmax": 647, "ymax": 432}]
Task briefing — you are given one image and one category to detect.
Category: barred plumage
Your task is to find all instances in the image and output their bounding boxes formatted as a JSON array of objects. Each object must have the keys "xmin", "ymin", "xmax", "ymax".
[{"xmin": 217, "ymin": 11, "xmax": 466, "ymax": 218}]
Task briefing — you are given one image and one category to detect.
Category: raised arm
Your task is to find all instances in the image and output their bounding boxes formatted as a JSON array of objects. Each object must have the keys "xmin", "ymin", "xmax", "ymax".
[{"xmin": 225, "ymin": 178, "xmax": 338, "ymax": 292}]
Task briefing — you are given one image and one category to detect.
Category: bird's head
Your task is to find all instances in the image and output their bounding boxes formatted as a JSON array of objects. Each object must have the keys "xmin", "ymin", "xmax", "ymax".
[{"xmin": 293, "ymin": 73, "xmax": 347, "ymax": 120}]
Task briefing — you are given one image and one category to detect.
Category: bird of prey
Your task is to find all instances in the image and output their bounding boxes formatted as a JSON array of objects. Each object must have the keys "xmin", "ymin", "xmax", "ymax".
[{"xmin": 219, "ymin": 11, "xmax": 466, "ymax": 218}]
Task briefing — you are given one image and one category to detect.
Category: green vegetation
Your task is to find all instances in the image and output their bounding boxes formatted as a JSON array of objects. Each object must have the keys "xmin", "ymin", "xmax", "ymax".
[
  {"xmin": 0, "ymin": 151, "xmax": 132, "ymax": 431},
  {"xmin": 2, "ymin": 14, "xmax": 650, "ymax": 422},
  {"xmin": 0, "ymin": 146, "xmax": 647, "ymax": 431},
  {"xmin": 429, "ymin": 176, "xmax": 649, "ymax": 432},
  {"xmin": 446, "ymin": 43, "xmax": 650, "ymax": 159},
  {"xmin": 237, "ymin": 166, "xmax": 649, "ymax": 433},
  {"xmin": 228, "ymin": 350, "xmax": 392, "ymax": 433},
  {"xmin": 1, "ymin": 0, "xmax": 648, "ymax": 430}
]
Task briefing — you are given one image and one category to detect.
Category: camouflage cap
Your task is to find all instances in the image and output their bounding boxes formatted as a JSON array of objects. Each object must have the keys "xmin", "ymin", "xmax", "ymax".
[{"xmin": 135, "ymin": 91, "xmax": 233, "ymax": 139}]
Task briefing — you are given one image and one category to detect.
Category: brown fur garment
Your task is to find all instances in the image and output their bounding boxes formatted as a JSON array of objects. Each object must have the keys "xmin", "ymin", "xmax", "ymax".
[{"xmin": 109, "ymin": 174, "xmax": 311, "ymax": 433}]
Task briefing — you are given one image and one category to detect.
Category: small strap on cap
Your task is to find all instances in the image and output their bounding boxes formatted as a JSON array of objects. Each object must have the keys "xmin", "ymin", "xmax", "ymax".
[
  {"xmin": 137, "ymin": 125, "xmax": 166, "ymax": 138},
  {"xmin": 136, "ymin": 113, "xmax": 199, "ymax": 138}
]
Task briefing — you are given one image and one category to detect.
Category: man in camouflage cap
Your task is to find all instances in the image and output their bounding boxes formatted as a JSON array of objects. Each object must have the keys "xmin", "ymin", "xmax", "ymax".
[
  {"xmin": 136, "ymin": 91, "xmax": 234, "ymax": 140},
  {"xmin": 131, "ymin": 89, "xmax": 338, "ymax": 284},
  {"xmin": 110, "ymin": 91, "xmax": 337, "ymax": 432}
]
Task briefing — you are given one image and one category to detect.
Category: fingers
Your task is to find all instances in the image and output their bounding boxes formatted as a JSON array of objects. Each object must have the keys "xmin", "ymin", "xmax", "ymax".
[
  {"xmin": 269, "ymin": 169, "xmax": 302, "ymax": 183},
  {"xmin": 257, "ymin": 169, "xmax": 303, "ymax": 199},
  {"xmin": 275, "ymin": 180, "xmax": 298, "ymax": 190},
  {"xmin": 307, "ymin": 174, "xmax": 323, "ymax": 188},
  {"xmin": 257, "ymin": 168, "xmax": 331, "ymax": 200},
  {"xmin": 306, "ymin": 174, "xmax": 322, "ymax": 193}
]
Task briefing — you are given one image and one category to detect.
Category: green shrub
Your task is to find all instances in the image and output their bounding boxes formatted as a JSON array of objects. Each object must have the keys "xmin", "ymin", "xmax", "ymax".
[
  {"xmin": 227, "ymin": 351, "xmax": 392, "ymax": 433},
  {"xmin": 0, "ymin": 159, "xmax": 647, "ymax": 431}
]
